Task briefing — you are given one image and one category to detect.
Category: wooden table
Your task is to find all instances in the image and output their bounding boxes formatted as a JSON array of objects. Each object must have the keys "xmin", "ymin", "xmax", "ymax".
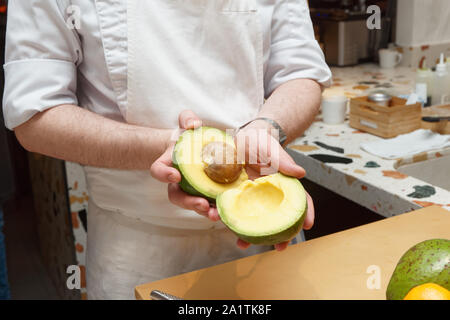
[{"xmin": 135, "ymin": 206, "xmax": 449, "ymax": 300}]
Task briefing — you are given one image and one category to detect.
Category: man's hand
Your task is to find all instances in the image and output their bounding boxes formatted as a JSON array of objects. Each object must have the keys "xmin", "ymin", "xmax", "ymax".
[
  {"xmin": 150, "ymin": 110, "xmax": 220, "ymax": 221},
  {"xmin": 150, "ymin": 110, "xmax": 315, "ymax": 251}
]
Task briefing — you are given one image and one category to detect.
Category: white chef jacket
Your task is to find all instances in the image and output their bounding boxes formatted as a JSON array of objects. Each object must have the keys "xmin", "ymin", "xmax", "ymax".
[{"xmin": 2, "ymin": 0, "xmax": 331, "ymax": 130}]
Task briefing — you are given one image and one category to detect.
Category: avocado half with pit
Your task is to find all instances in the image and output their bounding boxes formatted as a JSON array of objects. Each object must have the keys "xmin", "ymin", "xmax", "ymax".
[
  {"xmin": 172, "ymin": 127, "xmax": 248, "ymax": 202},
  {"xmin": 217, "ymin": 173, "xmax": 307, "ymax": 245}
]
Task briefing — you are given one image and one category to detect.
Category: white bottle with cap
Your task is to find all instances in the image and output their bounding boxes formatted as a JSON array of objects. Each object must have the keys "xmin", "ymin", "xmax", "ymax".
[
  {"xmin": 415, "ymin": 63, "xmax": 433, "ymax": 107},
  {"xmin": 431, "ymin": 53, "xmax": 450, "ymax": 106}
]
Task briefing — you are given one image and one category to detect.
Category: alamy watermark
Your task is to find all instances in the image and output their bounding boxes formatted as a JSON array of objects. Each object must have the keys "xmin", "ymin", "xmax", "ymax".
[
  {"xmin": 66, "ymin": 265, "xmax": 81, "ymax": 290},
  {"xmin": 65, "ymin": 5, "xmax": 383, "ymax": 31},
  {"xmin": 367, "ymin": 5, "xmax": 382, "ymax": 30},
  {"xmin": 65, "ymin": 5, "xmax": 81, "ymax": 30},
  {"xmin": 171, "ymin": 126, "xmax": 282, "ymax": 175},
  {"xmin": 366, "ymin": 265, "xmax": 381, "ymax": 290},
  {"xmin": 65, "ymin": 264, "xmax": 384, "ymax": 292}
]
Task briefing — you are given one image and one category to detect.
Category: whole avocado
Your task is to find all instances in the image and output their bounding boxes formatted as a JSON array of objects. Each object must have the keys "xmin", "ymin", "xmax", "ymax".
[{"xmin": 386, "ymin": 239, "xmax": 450, "ymax": 300}]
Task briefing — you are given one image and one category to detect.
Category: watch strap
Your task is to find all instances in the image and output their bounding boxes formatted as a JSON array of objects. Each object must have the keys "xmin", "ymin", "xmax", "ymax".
[{"xmin": 237, "ymin": 117, "xmax": 287, "ymax": 147}]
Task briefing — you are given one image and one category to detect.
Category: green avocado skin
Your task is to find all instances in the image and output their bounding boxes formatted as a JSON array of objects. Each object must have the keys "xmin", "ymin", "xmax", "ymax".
[
  {"xmin": 172, "ymin": 151, "xmax": 216, "ymax": 204},
  {"xmin": 386, "ymin": 238, "xmax": 450, "ymax": 300},
  {"xmin": 218, "ymin": 201, "xmax": 307, "ymax": 246},
  {"xmin": 175, "ymin": 164, "xmax": 216, "ymax": 204}
]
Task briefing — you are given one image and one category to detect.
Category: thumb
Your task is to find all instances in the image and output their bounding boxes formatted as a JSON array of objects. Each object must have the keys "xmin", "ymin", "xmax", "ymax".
[
  {"xmin": 257, "ymin": 136, "xmax": 305, "ymax": 178},
  {"xmin": 179, "ymin": 110, "xmax": 203, "ymax": 129},
  {"xmin": 276, "ymin": 147, "xmax": 306, "ymax": 179},
  {"xmin": 150, "ymin": 144, "xmax": 181, "ymax": 183}
]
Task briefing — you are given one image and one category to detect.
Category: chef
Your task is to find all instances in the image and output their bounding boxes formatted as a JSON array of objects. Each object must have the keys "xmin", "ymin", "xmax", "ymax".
[{"xmin": 3, "ymin": 0, "xmax": 331, "ymax": 299}]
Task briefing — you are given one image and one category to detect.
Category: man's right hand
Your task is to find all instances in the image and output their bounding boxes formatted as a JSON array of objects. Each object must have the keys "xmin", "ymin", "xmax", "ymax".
[{"xmin": 150, "ymin": 110, "xmax": 220, "ymax": 221}]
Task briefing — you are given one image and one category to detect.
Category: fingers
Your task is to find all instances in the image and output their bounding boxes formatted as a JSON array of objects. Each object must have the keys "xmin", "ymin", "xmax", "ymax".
[
  {"xmin": 276, "ymin": 147, "xmax": 306, "ymax": 179},
  {"xmin": 150, "ymin": 145, "xmax": 181, "ymax": 183},
  {"xmin": 155, "ymin": 110, "xmax": 216, "ymax": 221},
  {"xmin": 236, "ymin": 238, "xmax": 251, "ymax": 250},
  {"xmin": 207, "ymin": 207, "xmax": 220, "ymax": 221},
  {"xmin": 168, "ymin": 183, "xmax": 208, "ymax": 214},
  {"xmin": 303, "ymin": 192, "xmax": 315, "ymax": 230},
  {"xmin": 274, "ymin": 192, "xmax": 314, "ymax": 251},
  {"xmin": 274, "ymin": 195, "xmax": 314, "ymax": 250},
  {"xmin": 168, "ymin": 183, "xmax": 220, "ymax": 221},
  {"xmin": 274, "ymin": 241, "xmax": 289, "ymax": 251},
  {"xmin": 236, "ymin": 239, "xmax": 290, "ymax": 251},
  {"xmin": 179, "ymin": 110, "xmax": 202, "ymax": 129},
  {"xmin": 236, "ymin": 130, "xmax": 305, "ymax": 179}
]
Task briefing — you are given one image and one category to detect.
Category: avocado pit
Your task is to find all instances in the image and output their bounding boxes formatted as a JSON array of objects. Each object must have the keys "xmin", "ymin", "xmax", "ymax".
[{"xmin": 202, "ymin": 141, "xmax": 243, "ymax": 184}]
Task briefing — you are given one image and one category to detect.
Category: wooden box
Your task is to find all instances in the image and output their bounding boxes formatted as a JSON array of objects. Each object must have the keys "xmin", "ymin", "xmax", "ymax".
[{"xmin": 349, "ymin": 96, "xmax": 422, "ymax": 138}]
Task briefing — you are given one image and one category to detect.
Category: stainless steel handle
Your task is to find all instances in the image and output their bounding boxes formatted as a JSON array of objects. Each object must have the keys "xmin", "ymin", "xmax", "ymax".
[{"xmin": 150, "ymin": 290, "xmax": 183, "ymax": 300}]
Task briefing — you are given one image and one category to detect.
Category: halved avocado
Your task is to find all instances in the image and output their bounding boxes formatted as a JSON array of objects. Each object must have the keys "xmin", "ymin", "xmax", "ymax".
[
  {"xmin": 172, "ymin": 127, "xmax": 248, "ymax": 202},
  {"xmin": 217, "ymin": 173, "xmax": 307, "ymax": 245}
]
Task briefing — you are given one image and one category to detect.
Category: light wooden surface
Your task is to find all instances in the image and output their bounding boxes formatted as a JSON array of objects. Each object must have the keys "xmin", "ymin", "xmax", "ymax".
[{"xmin": 135, "ymin": 206, "xmax": 449, "ymax": 300}]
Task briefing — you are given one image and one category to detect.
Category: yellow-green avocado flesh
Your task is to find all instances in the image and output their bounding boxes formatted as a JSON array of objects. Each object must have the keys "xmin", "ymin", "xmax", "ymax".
[
  {"xmin": 172, "ymin": 127, "xmax": 248, "ymax": 202},
  {"xmin": 217, "ymin": 173, "xmax": 307, "ymax": 245}
]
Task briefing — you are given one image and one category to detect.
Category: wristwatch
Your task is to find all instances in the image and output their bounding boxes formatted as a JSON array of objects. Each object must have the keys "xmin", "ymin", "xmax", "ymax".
[{"xmin": 237, "ymin": 117, "xmax": 288, "ymax": 147}]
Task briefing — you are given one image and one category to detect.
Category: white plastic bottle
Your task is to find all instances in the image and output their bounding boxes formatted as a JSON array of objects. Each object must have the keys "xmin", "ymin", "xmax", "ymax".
[
  {"xmin": 431, "ymin": 54, "xmax": 450, "ymax": 106},
  {"xmin": 415, "ymin": 64, "xmax": 433, "ymax": 107}
]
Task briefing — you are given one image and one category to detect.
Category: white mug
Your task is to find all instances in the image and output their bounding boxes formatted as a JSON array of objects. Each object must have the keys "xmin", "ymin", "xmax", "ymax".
[
  {"xmin": 379, "ymin": 49, "xmax": 402, "ymax": 69},
  {"xmin": 321, "ymin": 95, "xmax": 348, "ymax": 125}
]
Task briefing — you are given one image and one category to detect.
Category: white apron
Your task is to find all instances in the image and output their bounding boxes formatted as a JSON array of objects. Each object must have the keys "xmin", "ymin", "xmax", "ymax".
[
  {"xmin": 84, "ymin": 0, "xmax": 264, "ymax": 229},
  {"xmin": 85, "ymin": 0, "xmax": 274, "ymax": 299}
]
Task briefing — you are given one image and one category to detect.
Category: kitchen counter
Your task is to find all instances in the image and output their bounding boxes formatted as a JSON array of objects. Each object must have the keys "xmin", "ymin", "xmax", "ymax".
[
  {"xmin": 287, "ymin": 122, "xmax": 450, "ymax": 217},
  {"xmin": 135, "ymin": 205, "xmax": 449, "ymax": 300},
  {"xmin": 323, "ymin": 63, "xmax": 417, "ymax": 99},
  {"xmin": 287, "ymin": 64, "xmax": 450, "ymax": 217}
]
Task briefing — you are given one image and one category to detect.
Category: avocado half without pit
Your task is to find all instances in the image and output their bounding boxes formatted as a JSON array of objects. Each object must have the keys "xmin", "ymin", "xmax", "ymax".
[
  {"xmin": 172, "ymin": 127, "xmax": 307, "ymax": 245},
  {"xmin": 217, "ymin": 173, "xmax": 307, "ymax": 245}
]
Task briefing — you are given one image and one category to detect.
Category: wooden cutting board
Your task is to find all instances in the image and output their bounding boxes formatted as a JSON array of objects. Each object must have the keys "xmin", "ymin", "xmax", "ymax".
[{"xmin": 135, "ymin": 206, "xmax": 449, "ymax": 300}]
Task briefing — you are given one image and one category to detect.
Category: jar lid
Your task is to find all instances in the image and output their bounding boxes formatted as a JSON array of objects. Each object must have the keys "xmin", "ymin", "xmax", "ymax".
[{"xmin": 368, "ymin": 92, "xmax": 392, "ymax": 102}]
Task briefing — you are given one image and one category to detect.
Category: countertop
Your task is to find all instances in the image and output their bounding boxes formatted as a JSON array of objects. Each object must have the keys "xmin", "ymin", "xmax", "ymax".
[
  {"xmin": 135, "ymin": 205, "xmax": 449, "ymax": 300},
  {"xmin": 287, "ymin": 64, "xmax": 450, "ymax": 217}
]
